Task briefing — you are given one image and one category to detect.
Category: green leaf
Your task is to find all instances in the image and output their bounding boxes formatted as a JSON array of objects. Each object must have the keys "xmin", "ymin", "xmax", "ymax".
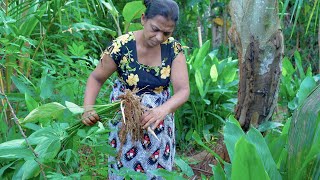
[
  {"xmin": 65, "ymin": 101, "xmax": 84, "ymax": 114},
  {"xmin": 193, "ymin": 40, "xmax": 210, "ymax": 70},
  {"xmin": 0, "ymin": 139, "xmax": 33, "ymax": 160},
  {"xmin": 0, "ymin": 162, "xmax": 15, "ymax": 177},
  {"xmin": 175, "ymin": 156, "xmax": 194, "ymax": 177},
  {"xmin": 210, "ymin": 161, "xmax": 226, "ymax": 180},
  {"xmin": 246, "ymin": 128, "xmax": 282, "ymax": 180},
  {"xmin": 25, "ymin": 93, "xmax": 38, "ymax": 112},
  {"xmin": 20, "ymin": 102, "xmax": 66, "ymax": 124},
  {"xmin": 231, "ymin": 137, "xmax": 270, "ymax": 180},
  {"xmin": 40, "ymin": 74, "xmax": 54, "ymax": 100},
  {"xmin": 296, "ymin": 76, "xmax": 316, "ymax": 105},
  {"xmin": 149, "ymin": 169, "xmax": 185, "ymax": 180},
  {"xmin": 257, "ymin": 121, "xmax": 284, "ymax": 132},
  {"xmin": 282, "ymin": 57, "xmax": 295, "ymax": 76},
  {"xmin": 288, "ymin": 85, "xmax": 320, "ymax": 179},
  {"xmin": 122, "ymin": 1, "xmax": 145, "ymax": 22},
  {"xmin": 195, "ymin": 70, "xmax": 204, "ymax": 97},
  {"xmin": 294, "ymin": 51, "xmax": 305, "ymax": 79},
  {"xmin": 223, "ymin": 119, "xmax": 245, "ymax": 161},
  {"xmin": 35, "ymin": 138, "xmax": 61, "ymax": 161},
  {"xmin": 210, "ymin": 64, "xmax": 218, "ymax": 82},
  {"xmin": 11, "ymin": 76, "xmax": 34, "ymax": 95},
  {"xmin": 13, "ymin": 159, "xmax": 40, "ymax": 179}
]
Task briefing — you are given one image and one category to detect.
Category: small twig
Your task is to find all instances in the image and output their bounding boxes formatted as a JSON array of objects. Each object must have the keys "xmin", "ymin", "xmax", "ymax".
[
  {"xmin": 190, "ymin": 167, "xmax": 213, "ymax": 175},
  {"xmin": 0, "ymin": 90, "xmax": 47, "ymax": 179}
]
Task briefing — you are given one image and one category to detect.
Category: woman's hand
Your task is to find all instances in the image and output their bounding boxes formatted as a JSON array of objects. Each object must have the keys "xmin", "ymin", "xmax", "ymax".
[
  {"xmin": 141, "ymin": 106, "xmax": 168, "ymax": 130},
  {"xmin": 82, "ymin": 109, "xmax": 100, "ymax": 126}
]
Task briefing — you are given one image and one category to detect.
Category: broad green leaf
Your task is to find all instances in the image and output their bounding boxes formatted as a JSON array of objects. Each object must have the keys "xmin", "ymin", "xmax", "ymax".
[
  {"xmin": 11, "ymin": 76, "xmax": 33, "ymax": 96},
  {"xmin": 210, "ymin": 64, "xmax": 218, "ymax": 82},
  {"xmin": 0, "ymin": 139, "xmax": 33, "ymax": 159},
  {"xmin": 127, "ymin": 22, "xmax": 143, "ymax": 32},
  {"xmin": 193, "ymin": 40, "xmax": 210, "ymax": 70},
  {"xmin": 122, "ymin": 1, "xmax": 145, "ymax": 22},
  {"xmin": 25, "ymin": 93, "xmax": 38, "ymax": 112},
  {"xmin": 65, "ymin": 101, "xmax": 84, "ymax": 114},
  {"xmin": 20, "ymin": 102, "xmax": 66, "ymax": 124},
  {"xmin": 282, "ymin": 57, "xmax": 295, "ymax": 76},
  {"xmin": 35, "ymin": 138, "xmax": 61, "ymax": 162},
  {"xmin": 288, "ymin": 85, "xmax": 320, "ymax": 179},
  {"xmin": 195, "ymin": 70, "xmax": 204, "ymax": 97},
  {"xmin": 231, "ymin": 137, "xmax": 270, "ymax": 180},
  {"xmin": 296, "ymin": 76, "xmax": 316, "ymax": 105},
  {"xmin": 40, "ymin": 74, "xmax": 54, "ymax": 100},
  {"xmin": 13, "ymin": 159, "xmax": 40, "ymax": 180},
  {"xmin": 175, "ymin": 156, "xmax": 194, "ymax": 177},
  {"xmin": 223, "ymin": 119, "xmax": 245, "ymax": 161},
  {"xmin": 210, "ymin": 161, "xmax": 226, "ymax": 180},
  {"xmin": 246, "ymin": 128, "xmax": 282, "ymax": 180}
]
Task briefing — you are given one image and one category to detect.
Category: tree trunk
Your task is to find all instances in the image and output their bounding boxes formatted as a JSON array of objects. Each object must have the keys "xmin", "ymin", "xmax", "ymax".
[{"xmin": 229, "ymin": 0, "xmax": 284, "ymax": 131}]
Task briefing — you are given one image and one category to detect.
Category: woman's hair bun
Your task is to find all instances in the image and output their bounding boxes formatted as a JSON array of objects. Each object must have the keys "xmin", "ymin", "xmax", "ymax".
[{"xmin": 143, "ymin": 0, "xmax": 152, "ymax": 7}]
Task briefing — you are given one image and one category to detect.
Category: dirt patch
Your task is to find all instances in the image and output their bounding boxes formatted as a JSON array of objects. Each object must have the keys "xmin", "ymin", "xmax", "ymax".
[{"xmin": 187, "ymin": 135, "xmax": 230, "ymax": 178}]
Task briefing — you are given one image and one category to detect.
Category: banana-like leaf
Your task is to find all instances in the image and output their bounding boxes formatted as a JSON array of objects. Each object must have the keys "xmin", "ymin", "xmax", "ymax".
[
  {"xmin": 231, "ymin": 137, "xmax": 270, "ymax": 180},
  {"xmin": 287, "ymin": 85, "xmax": 320, "ymax": 179}
]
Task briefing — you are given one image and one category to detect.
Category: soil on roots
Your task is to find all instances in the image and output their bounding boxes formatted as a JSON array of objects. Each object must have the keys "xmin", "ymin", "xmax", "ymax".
[{"xmin": 117, "ymin": 89, "xmax": 144, "ymax": 158}]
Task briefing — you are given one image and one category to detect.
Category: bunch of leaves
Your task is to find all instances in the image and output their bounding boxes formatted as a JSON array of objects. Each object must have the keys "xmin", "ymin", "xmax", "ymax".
[
  {"xmin": 175, "ymin": 40, "xmax": 238, "ymax": 149},
  {"xmin": 0, "ymin": 99, "xmax": 120, "ymax": 179},
  {"xmin": 192, "ymin": 84, "xmax": 320, "ymax": 179},
  {"xmin": 279, "ymin": 50, "xmax": 319, "ymax": 114}
]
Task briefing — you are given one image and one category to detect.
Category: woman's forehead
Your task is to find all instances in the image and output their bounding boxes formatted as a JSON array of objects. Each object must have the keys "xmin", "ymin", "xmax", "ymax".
[{"xmin": 148, "ymin": 15, "xmax": 175, "ymax": 31}]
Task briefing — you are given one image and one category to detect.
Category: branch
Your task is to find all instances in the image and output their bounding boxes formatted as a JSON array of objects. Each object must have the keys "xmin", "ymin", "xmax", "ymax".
[{"xmin": 0, "ymin": 90, "xmax": 47, "ymax": 179}]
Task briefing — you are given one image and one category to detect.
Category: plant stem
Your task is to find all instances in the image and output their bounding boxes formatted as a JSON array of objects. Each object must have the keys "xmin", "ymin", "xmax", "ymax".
[{"xmin": 0, "ymin": 90, "xmax": 47, "ymax": 179}]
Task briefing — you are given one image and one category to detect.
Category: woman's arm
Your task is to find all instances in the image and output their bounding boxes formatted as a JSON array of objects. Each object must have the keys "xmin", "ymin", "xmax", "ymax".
[
  {"xmin": 141, "ymin": 52, "xmax": 190, "ymax": 129},
  {"xmin": 82, "ymin": 54, "xmax": 117, "ymax": 126}
]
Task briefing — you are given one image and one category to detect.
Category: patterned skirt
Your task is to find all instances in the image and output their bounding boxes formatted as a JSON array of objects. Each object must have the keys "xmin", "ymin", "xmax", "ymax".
[{"xmin": 108, "ymin": 80, "xmax": 176, "ymax": 180}]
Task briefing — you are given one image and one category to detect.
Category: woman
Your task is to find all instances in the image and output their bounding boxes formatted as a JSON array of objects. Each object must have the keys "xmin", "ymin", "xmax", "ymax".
[{"xmin": 82, "ymin": 0, "xmax": 189, "ymax": 179}]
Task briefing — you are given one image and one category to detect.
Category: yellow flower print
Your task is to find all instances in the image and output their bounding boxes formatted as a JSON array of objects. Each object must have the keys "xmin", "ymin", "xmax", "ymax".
[
  {"xmin": 154, "ymin": 86, "xmax": 164, "ymax": 94},
  {"xmin": 160, "ymin": 65, "xmax": 171, "ymax": 79},
  {"xmin": 117, "ymin": 34, "xmax": 130, "ymax": 45},
  {"xmin": 110, "ymin": 42, "xmax": 121, "ymax": 54},
  {"xmin": 126, "ymin": 74, "xmax": 139, "ymax": 86},
  {"xmin": 120, "ymin": 56, "xmax": 128, "ymax": 64},
  {"xmin": 174, "ymin": 42, "xmax": 181, "ymax": 55},
  {"xmin": 162, "ymin": 37, "xmax": 174, "ymax": 44}
]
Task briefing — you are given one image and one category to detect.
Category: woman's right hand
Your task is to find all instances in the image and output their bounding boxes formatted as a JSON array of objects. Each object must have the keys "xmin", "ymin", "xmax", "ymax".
[{"xmin": 82, "ymin": 110, "xmax": 100, "ymax": 126}]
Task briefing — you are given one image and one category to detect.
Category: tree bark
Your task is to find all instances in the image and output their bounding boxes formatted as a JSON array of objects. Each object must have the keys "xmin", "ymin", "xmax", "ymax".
[{"xmin": 229, "ymin": 0, "xmax": 284, "ymax": 131}]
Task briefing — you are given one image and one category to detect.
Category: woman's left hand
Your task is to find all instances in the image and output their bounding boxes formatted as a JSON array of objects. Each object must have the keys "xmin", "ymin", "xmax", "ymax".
[{"xmin": 141, "ymin": 106, "xmax": 168, "ymax": 130}]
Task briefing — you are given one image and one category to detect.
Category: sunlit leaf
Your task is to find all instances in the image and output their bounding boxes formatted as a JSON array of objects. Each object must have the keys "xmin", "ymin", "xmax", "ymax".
[
  {"xmin": 20, "ymin": 102, "xmax": 66, "ymax": 124},
  {"xmin": 25, "ymin": 93, "xmax": 38, "ymax": 112},
  {"xmin": 65, "ymin": 101, "xmax": 84, "ymax": 114},
  {"xmin": 210, "ymin": 64, "xmax": 218, "ymax": 82},
  {"xmin": 122, "ymin": 1, "xmax": 145, "ymax": 22}
]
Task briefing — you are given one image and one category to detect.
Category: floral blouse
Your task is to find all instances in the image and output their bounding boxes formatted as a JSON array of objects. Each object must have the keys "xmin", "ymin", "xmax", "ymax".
[{"xmin": 103, "ymin": 32, "xmax": 183, "ymax": 95}]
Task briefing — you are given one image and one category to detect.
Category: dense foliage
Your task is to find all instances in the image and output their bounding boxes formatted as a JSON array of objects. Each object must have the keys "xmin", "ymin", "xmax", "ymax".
[{"xmin": 0, "ymin": 0, "xmax": 319, "ymax": 179}]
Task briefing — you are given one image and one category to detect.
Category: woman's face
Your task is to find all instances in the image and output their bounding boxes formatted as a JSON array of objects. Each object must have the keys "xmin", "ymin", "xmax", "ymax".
[{"xmin": 141, "ymin": 14, "xmax": 175, "ymax": 47}]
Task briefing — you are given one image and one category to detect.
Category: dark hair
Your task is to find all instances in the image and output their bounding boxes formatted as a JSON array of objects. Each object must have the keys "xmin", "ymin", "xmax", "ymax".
[{"xmin": 143, "ymin": 0, "xmax": 179, "ymax": 24}]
